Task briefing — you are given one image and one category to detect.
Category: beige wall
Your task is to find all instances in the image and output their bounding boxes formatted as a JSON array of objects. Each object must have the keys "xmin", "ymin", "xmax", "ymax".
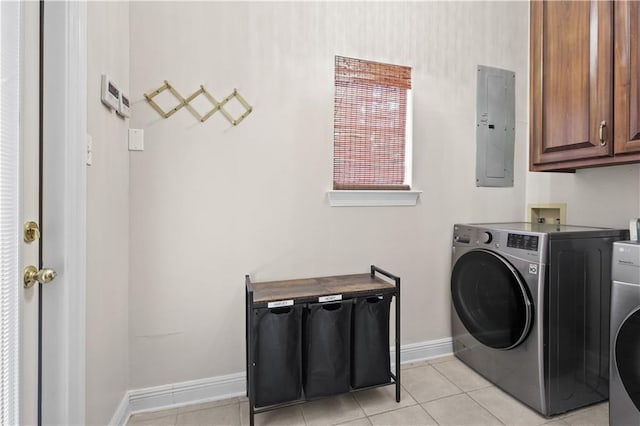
[
  {"xmin": 525, "ymin": 165, "xmax": 640, "ymax": 228},
  {"xmin": 86, "ymin": 2, "xmax": 130, "ymax": 424},
  {"xmin": 128, "ymin": 1, "xmax": 529, "ymax": 389}
]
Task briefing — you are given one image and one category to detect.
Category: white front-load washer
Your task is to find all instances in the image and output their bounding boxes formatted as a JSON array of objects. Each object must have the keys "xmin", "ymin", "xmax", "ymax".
[{"xmin": 610, "ymin": 241, "xmax": 640, "ymax": 425}]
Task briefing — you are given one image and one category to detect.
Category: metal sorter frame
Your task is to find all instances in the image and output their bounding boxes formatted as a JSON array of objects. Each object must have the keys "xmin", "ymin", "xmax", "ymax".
[{"xmin": 245, "ymin": 265, "xmax": 401, "ymax": 426}]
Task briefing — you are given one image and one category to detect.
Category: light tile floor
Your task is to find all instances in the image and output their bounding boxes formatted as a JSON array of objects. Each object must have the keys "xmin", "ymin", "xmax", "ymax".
[{"xmin": 126, "ymin": 356, "xmax": 610, "ymax": 426}]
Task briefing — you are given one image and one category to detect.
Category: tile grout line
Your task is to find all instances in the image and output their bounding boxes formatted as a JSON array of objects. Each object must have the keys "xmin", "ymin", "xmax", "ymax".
[
  {"xmin": 402, "ymin": 363, "xmax": 467, "ymax": 421},
  {"xmin": 430, "ymin": 360, "xmax": 485, "ymax": 392},
  {"xmin": 463, "ymin": 389, "xmax": 507, "ymax": 426},
  {"xmin": 413, "ymin": 399, "xmax": 440, "ymax": 425},
  {"xmin": 350, "ymin": 388, "xmax": 368, "ymax": 424},
  {"xmin": 419, "ymin": 391, "xmax": 506, "ymax": 426},
  {"xmin": 300, "ymin": 401, "xmax": 309, "ymax": 426},
  {"xmin": 422, "ymin": 359, "xmax": 506, "ymax": 426},
  {"xmin": 424, "ymin": 363, "xmax": 465, "ymax": 397},
  {"xmin": 358, "ymin": 385, "xmax": 420, "ymax": 419}
]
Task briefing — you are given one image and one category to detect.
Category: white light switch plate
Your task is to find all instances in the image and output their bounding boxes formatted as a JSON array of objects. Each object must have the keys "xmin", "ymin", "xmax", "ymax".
[{"xmin": 128, "ymin": 128, "xmax": 144, "ymax": 151}]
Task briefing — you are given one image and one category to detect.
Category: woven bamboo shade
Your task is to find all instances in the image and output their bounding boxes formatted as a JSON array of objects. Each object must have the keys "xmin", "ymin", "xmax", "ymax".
[{"xmin": 333, "ymin": 56, "xmax": 412, "ymax": 190}]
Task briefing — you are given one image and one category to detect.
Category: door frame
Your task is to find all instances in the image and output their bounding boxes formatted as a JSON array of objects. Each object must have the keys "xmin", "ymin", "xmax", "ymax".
[{"xmin": 39, "ymin": 1, "xmax": 87, "ymax": 423}]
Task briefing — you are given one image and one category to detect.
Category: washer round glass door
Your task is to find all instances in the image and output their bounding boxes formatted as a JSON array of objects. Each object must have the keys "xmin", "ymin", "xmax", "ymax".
[
  {"xmin": 451, "ymin": 249, "xmax": 533, "ymax": 350},
  {"xmin": 615, "ymin": 308, "xmax": 640, "ymax": 411}
]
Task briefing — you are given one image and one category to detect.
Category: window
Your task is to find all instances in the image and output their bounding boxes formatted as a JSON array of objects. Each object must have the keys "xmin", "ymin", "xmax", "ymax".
[{"xmin": 333, "ymin": 56, "xmax": 412, "ymax": 191}]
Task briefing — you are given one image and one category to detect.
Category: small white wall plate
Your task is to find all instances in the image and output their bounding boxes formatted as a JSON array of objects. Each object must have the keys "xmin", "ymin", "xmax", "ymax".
[{"xmin": 101, "ymin": 74, "xmax": 120, "ymax": 110}]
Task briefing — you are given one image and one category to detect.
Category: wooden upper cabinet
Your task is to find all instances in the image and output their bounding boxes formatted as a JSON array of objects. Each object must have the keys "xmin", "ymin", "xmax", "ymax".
[
  {"xmin": 614, "ymin": 1, "xmax": 640, "ymax": 155},
  {"xmin": 530, "ymin": 1, "xmax": 613, "ymax": 171}
]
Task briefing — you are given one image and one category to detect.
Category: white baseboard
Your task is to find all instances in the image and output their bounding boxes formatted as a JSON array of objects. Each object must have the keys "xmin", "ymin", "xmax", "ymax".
[
  {"xmin": 392, "ymin": 337, "xmax": 453, "ymax": 365},
  {"xmin": 109, "ymin": 392, "xmax": 132, "ymax": 426},
  {"xmin": 112, "ymin": 337, "xmax": 453, "ymax": 425},
  {"xmin": 129, "ymin": 372, "xmax": 247, "ymax": 414}
]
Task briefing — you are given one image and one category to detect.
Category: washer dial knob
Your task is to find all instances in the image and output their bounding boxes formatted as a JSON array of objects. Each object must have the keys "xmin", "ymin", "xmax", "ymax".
[{"xmin": 481, "ymin": 231, "xmax": 493, "ymax": 244}]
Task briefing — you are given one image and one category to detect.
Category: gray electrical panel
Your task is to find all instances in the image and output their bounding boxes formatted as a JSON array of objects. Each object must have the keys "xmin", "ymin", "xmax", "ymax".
[{"xmin": 476, "ymin": 65, "xmax": 515, "ymax": 187}]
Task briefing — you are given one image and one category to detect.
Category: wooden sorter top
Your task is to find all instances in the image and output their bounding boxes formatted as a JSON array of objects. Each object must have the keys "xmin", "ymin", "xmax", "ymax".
[{"xmin": 249, "ymin": 273, "xmax": 396, "ymax": 305}]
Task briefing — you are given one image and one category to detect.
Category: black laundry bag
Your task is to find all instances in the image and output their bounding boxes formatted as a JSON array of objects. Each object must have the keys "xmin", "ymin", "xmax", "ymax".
[
  {"xmin": 252, "ymin": 305, "xmax": 302, "ymax": 407},
  {"xmin": 351, "ymin": 295, "xmax": 392, "ymax": 388},
  {"xmin": 303, "ymin": 300, "xmax": 353, "ymax": 398}
]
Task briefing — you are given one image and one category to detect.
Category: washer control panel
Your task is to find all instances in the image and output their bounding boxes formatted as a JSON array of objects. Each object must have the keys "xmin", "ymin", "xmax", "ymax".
[
  {"xmin": 453, "ymin": 224, "xmax": 546, "ymax": 263},
  {"xmin": 453, "ymin": 229, "xmax": 493, "ymax": 244},
  {"xmin": 507, "ymin": 233, "xmax": 539, "ymax": 251}
]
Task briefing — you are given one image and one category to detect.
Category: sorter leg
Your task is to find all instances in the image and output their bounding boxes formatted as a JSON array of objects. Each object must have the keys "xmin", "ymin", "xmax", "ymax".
[
  {"xmin": 248, "ymin": 344, "xmax": 255, "ymax": 426},
  {"xmin": 247, "ymin": 346, "xmax": 255, "ymax": 426},
  {"xmin": 245, "ymin": 290, "xmax": 249, "ymax": 398},
  {"xmin": 245, "ymin": 280, "xmax": 255, "ymax": 426},
  {"xmin": 395, "ymin": 285, "xmax": 401, "ymax": 402},
  {"xmin": 248, "ymin": 339, "xmax": 255, "ymax": 426}
]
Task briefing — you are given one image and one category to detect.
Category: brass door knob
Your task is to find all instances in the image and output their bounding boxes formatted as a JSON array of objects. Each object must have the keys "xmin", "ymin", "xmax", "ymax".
[{"xmin": 23, "ymin": 265, "xmax": 57, "ymax": 289}]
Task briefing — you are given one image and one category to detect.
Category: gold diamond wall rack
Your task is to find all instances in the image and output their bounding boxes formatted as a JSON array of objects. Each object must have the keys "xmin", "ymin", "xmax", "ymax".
[{"xmin": 144, "ymin": 80, "xmax": 253, "ymax": 126}]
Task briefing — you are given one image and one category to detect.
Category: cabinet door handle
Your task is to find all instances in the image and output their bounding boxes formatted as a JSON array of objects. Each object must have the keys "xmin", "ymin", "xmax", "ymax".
[{"xmin": 599, "ymin": 121, "xmax": 607, "ymax": 146}]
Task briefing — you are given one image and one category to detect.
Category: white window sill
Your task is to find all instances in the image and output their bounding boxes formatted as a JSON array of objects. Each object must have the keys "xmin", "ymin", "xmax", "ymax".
[{"xmin": 327, "ymin": 190, "xmax": 422, "ymax": 207}]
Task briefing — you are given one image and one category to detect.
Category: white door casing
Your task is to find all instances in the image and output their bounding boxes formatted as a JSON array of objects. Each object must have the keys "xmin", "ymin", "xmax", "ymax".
[{"xmin": 40, "ymin": 1, "xmax": 88, "ymax": 424}]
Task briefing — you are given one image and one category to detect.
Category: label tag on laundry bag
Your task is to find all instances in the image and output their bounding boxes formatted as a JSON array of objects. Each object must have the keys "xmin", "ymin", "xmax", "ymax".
[
  {"xmin": 528, "ymin": 264, "xmax": 538, "ymax": 275},
  {"xmin": 267, "ymin": 299, "xmax": 293, "ymax": 308},
  {"xmin": 318, "ymin": 294, "xmax": 342, "ymax": 303}
]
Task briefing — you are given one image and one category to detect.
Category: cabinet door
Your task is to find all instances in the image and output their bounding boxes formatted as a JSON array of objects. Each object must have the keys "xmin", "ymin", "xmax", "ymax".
[
  {"xmin": 614, "ymin": 1, "xmax": 640, "ymax": 154},
  {"xmin": 530, "ymin": 1, "xmax": 613, "ymax": 169}
]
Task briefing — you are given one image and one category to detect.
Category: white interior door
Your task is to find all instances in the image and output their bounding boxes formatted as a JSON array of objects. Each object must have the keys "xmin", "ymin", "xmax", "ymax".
[
  {"xmin": 15, "ymin": 1, "xmax": 87, "ymax": 425},
  {"xmin": 0, "ymin": 0, "xmax": 42, "ymax": 423}
]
